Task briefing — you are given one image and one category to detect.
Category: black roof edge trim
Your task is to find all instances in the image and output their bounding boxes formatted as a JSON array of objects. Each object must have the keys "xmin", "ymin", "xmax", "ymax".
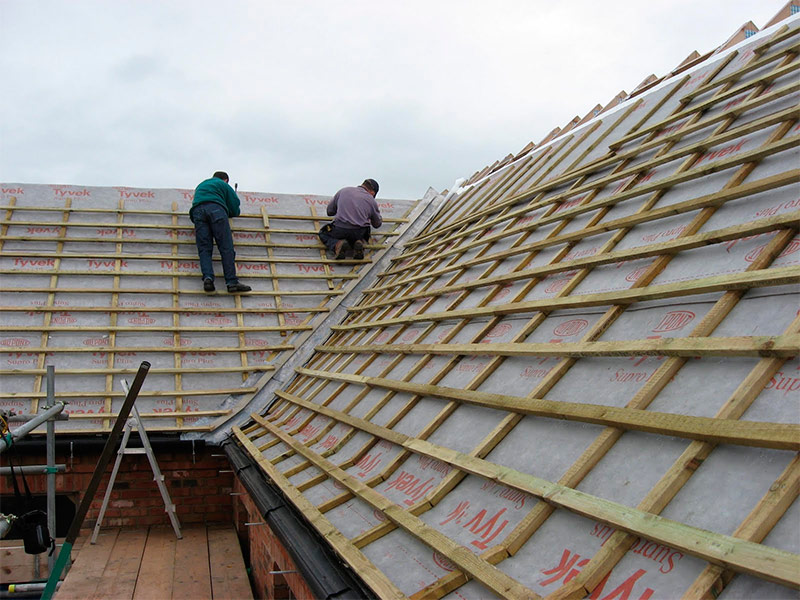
[{"xmin": 222, "ymin": 438, "xmax": 377, "ymax": 600}]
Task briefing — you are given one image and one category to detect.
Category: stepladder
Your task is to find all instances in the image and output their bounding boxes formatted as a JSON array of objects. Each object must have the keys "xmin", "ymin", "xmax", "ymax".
[{"xmin": 90, "ymin": 380, "xmax": 182, "ymax": 544}]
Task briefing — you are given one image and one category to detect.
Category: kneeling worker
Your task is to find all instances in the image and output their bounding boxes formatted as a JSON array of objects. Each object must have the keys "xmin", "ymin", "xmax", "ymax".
[
  {"xmin": 320, "ymin": 178, "xmax": 382, "ymax": 260},
  {"xmin": 189, "ymin": 171, "xmax": 251, "ymax": 293}
]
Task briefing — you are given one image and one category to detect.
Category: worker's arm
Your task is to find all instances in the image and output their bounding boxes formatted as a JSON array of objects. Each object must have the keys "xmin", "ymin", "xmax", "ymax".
[
  {"xmin": 327, "ymin": 192, "xmax": 339, "ymax": 217},
  {"xmin": 370, "ymin": 200, "xmax": 382, "ymax": 228},
  {"xmin": 224, "ymin": 183, "xmax": 241, "ymax": 218}
]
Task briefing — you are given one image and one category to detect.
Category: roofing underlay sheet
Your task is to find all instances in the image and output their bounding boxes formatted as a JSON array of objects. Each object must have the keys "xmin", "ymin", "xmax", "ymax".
[
  {"xmin": 0, "ymin": 185, "xmax": 419, "ymax": 433},
  {"xmin": 231, "ymin": 18, "xmax": 800, "ymax": 600}
]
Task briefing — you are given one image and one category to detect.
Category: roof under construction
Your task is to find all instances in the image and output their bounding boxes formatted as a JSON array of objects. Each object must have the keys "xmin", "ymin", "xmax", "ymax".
[{"xmin": 1, "ymin": 5, "xmax": 799, "ymax": 600}]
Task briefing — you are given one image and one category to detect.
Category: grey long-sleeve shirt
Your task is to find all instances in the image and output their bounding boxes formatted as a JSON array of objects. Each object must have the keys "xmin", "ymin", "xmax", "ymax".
[{"xmin": 327, "ymin": 186, "xmax": 382, "ymax": 229}]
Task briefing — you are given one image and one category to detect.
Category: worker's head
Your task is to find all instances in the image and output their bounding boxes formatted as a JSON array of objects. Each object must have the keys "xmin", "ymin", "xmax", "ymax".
[
  {"xmin": 213, "ymin": 171, "xmax": 230, "ymax": 183},
  {"xmin": 362, "ymin": 179, "xmax": 379, "ymax": 197}
]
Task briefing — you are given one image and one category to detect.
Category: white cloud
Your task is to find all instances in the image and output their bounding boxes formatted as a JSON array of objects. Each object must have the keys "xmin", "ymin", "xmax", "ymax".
[{"xmin": 0, "ymin": 0, "xmax": 786, "ymax": 198}]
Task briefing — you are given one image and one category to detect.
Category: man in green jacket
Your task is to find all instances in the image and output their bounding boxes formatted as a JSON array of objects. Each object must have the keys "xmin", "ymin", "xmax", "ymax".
[{"xmin": 189, "ymin": 171, "xmax": 251, "ymax": 293}]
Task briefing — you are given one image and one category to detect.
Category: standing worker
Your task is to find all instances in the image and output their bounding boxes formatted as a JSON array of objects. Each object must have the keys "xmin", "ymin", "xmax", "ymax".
[
  {"xmin": 319, "ymin": 178, "xmax": 382, "ymax": 260},
  {"xmin": 189, "ymin": 171, "xmax": 251, "ymax": 293}
]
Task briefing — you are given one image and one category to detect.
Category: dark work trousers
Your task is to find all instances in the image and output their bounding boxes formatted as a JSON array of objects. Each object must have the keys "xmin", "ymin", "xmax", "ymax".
[
  {"xmin": 189, "ymin": 202, "xmax": 238, "ymax": 285},
  {"xmin": 318, "ymin": 223, "xmax": 371, "ymax": 252}
]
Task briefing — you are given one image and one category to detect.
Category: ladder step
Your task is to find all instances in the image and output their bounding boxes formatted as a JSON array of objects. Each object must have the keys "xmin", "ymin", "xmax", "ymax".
[{"xmin": 93, "ymin": 386, "xmax": 182, "ymax": 543}]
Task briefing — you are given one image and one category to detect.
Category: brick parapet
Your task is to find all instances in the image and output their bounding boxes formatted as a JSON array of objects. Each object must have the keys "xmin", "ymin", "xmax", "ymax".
[{"xmin": 0, "ymin": 443, "xmax": 233, "ymax": 528}]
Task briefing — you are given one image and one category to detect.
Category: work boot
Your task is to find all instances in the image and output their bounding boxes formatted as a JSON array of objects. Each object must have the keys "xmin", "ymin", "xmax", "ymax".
[
  {"xmin": 203, "ymin": 278, "xmax": 215, "ymax": 292},
  {"xmin": 353, "ymin": 239, "xmax": 365, "ymax": 260},
  {"xmin": 334, "ymin": 240, "xmax": 348, "ymax": 260},
  {"xmin": 227, "ymin": 282, "xmax": 252, "ymax": 293}
]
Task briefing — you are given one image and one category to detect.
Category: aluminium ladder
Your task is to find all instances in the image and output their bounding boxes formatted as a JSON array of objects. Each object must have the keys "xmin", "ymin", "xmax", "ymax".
[{"xmin": 90, "ymin": 380, "xmax": 181, "ymax": 544}]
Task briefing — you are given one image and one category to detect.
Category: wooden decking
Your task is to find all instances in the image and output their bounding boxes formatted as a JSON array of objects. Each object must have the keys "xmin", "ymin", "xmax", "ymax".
[{"xmin": 55, "ymin": 524, "xmax": 253, "ymax": 600}]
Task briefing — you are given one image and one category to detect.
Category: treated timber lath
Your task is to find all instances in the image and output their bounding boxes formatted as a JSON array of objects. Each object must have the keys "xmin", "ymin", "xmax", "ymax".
[
  {"xmin": 0, "ymin": 188, "xmax": 418, "ymax": 433},
  {"xmin": 232, "ymin": 17, "xmax": 800, "ymax": 599}
]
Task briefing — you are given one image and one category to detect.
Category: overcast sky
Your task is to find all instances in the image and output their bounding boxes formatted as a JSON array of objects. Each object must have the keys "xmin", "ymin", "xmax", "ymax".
[{"xmin": 0, "ymin": 1, "xmax": 786, "ymax": 199}]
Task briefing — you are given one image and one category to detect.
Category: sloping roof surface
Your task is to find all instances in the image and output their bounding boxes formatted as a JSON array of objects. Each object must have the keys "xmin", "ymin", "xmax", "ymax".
[
  {"xmin": 0, "ymin": 185, "xmax": 419, "ymax": 433},
  {"xmin": 231, "ymin": 17, "xmax": 800, "ymax": 600}
]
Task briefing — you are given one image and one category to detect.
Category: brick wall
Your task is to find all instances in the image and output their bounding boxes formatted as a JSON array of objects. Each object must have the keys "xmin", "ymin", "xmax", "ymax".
[
  {"xmin": 0, "ymin": 442, "xmax": 233, "ymax": 529},
  {"xmin": 233, "ymin": 478, "xmax": 314, "ymax": 600},
  {"xmin": 1, "ymin": 441, "xmax": 323, "ymax": 599}
]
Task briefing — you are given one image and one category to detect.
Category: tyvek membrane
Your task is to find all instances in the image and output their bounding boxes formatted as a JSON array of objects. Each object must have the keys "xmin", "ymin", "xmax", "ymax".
[
  {"xmin": 421, "ymin": 475, "xmax": 533, "ymax": 551},
  {"xmin": 327, "ymin": 453, "xmax": 453, "ymax": 538},
  {"xmin": 442, "ymin": 580, "xmax": 502, "ymax": 600},
  {"xmin": 659, "ymin": 444, "xmax": 796, "ymax": 536},
  {"xmin": 718, "ymin": 498, "xmax": 800, "ymax": 599},
  {"xmin": 498, "ymin": 507, "xmax": 707, "ymax": 597},
  {"xmin": 363, "ymin": 527, "xmax": 460, "ymax": 595},
  {"xmin": 598, "ymin": 298, "xmax": 716, "ymax": 340},
  {"xmin": 741, "ymin": 357, "xmax": 800, "ymax": 424},
  {"xmin": 575, "ymin": 431, "xmax": 690, "ymax": 506},
  {"xmin": 711, "ymin": 285, "xmax": 799, "ymax": 336},
  {"xmin": 378, "ymin": 395, "xmax": 441, "ymax": 436}
]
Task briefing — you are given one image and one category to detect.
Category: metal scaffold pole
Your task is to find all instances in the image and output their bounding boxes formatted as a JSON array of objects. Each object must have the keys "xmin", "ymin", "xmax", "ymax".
[
  {"xmin": 0, "ymin": 404, "xmax": 66, "ymax": 454},
  {"xmin": 46, "ymin": 365, "xmax": 57, "ymax": 574}
]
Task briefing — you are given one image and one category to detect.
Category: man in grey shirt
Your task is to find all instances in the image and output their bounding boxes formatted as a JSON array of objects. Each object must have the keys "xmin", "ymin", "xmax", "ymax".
[{"xmin": 319, "ymin": 179, "xmax": 382, "ymax": 260}]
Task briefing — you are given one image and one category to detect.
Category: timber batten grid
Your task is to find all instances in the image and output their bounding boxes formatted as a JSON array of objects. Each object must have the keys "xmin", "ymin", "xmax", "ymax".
[{"xmin": 228, "ymin": 16, "xmax": 800, "ymax": 600}]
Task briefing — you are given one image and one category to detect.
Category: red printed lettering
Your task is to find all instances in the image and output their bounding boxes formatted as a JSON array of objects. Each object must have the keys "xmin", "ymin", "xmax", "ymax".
[
  {"xmin": 439, "ymin": 500, "xmax": 511, "ymax": 549},
  {"xmin": 482, "ymin": 323, "xmax": 512, "ymax": 341},
  {"xmin": 1, "ymin": 338, "xmax": 31, "ymax": 347},
  {"xmin": 765, "ymin": 371, "xmax": 800, "ymax": 397},
  {"xmin": 355, "ymin": 451, "xmax": 383, "ymax": 477},
  {"xmin": 117, "ymin": 189, "xmax": 155, "ymax": 199},
  {"xmin": 51, "ymin": 312, "xmax": 76, "ymax": 325},
  {"xmin": 545, "ymin": 276, "xmax": 572, "ymax": 294},
  {"xmin": 25, "ymin": 226, "xmax": 60, "ymax": 235},
  {"xmin": 464, "ymin": 507, "xmax": 509, "ymax": 549},
  {"xmin": 168, "ymin": 229, "xmax": 194, "ymax": 238},
  {"xmin": 53, "ymin": 187, "xmax": 90, "ymax": 197},
  {"xmin": 159, "ymin": 260, "xmax": 199, "ymax": 270},
  {"xmin": 694, "ymin": 139, "xmax": 746, "ymax": 167},
  {"xmin": 298, "ymin": 264, "xmax": 325, "ymax": 273},
  {"xmin": 440, "ymin": 500, "xmax": 470, "ymax": 526},
  {"xmin": 590, "ymin": 525, "xmax": 683, "ymax": 574},
  {"xmin": 652, "ymin": 310, "xmax": 694, "ymax": 333},
  {"xmin": 320, "ymin": 435, "xmax": 339, "ymax": 450},
  {"xmin": 14, "ymin": 258, "xmax": 55, "ymax": 268},
  {"xmin": 243, "ymin": 195, "xmax": 278, "ymax": 204},
  {"xmin": 540, "ymin": 548, "xmax": 657, "ymax": 599},
  {"xmin": 554, "ymin": 197, "xmax": 585, "ymax": 214},
  {"xmin": 554, "ymin": 319, "xmax": 589, "ymax": 337},
  {"xmin": 384, "ymin": 470, "xmax": 436, "ymax": 506},
  {"xmin": 88, "ymin": 259, "xmax": 127, "ymax": 269},
  {"xmin": 589, "ymin": 569, "xmax": 652, "ymax": 600},
  {"xmin": 541, "ymin": 549, "xmax": 589, "ymax": 586},
  {"xmin": 300, "ymin": 423, "xmax": 321, "ymax": 441}
]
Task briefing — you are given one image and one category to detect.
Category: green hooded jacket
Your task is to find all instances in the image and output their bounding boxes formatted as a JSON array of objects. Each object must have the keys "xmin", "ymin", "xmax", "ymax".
[{"xmin": 190, "ymin": 177, "xmax": 241, "ymax": 217}]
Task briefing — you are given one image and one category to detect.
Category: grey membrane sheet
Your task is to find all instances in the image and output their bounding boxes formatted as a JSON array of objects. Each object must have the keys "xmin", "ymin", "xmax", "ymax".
[{"xmin": 0, "ymin": 183, "xmax": 417, "ymax": 431}]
